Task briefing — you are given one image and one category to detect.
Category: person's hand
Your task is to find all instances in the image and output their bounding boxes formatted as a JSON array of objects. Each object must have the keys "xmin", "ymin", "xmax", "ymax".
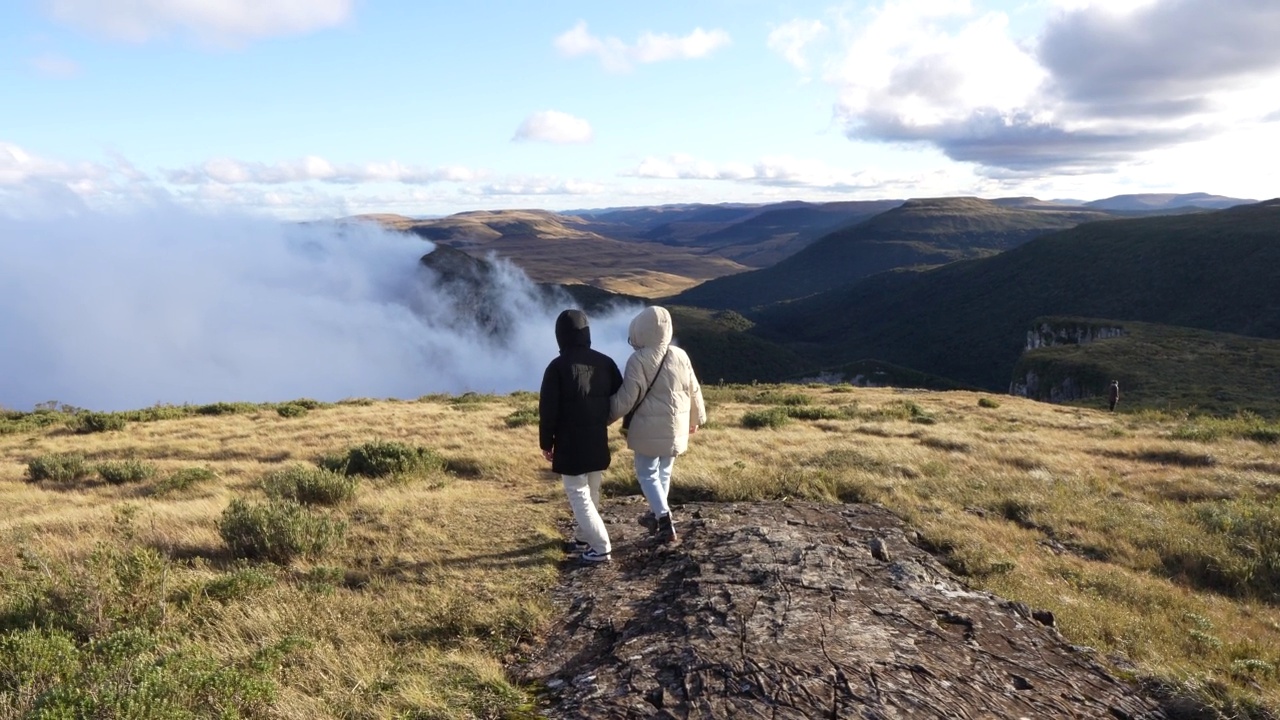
[
  {"xmin": 541, "ymin": 449, "xmax": 554, "ymax": 462},
  {"xmin": 689, "ymin": 424, "xmax": 698, "ymax": 434}
]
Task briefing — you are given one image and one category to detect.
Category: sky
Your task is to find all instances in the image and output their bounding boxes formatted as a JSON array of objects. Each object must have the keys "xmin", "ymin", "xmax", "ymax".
[{"xmin": 2, "ymin": 0, "xmax": 1278, "ymax": 219}]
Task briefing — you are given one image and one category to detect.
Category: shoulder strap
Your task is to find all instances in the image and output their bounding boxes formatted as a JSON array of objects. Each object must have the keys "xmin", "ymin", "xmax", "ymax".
[{"xmin": 629, "ymin": 349, "xmax": 671, "ymax": 416}]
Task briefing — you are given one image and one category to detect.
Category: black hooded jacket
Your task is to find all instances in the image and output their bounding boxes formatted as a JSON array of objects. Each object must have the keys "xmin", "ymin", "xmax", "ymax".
[{"xmin": 539, "ymin": 310, "xmax": 624, "ymax": 476}]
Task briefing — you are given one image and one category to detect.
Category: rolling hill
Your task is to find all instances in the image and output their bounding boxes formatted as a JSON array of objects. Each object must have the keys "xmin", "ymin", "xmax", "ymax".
[
  {"xmin": 362, "ymin": 209, "xmax": 748, "ymax": 298},
  {"xmin": 753, "ymin": 199, "xmax": 1280, "ymax": 394},
  {"xmin": 670, "ymin": 197, "xmax": 1116, "ymax": 311}
]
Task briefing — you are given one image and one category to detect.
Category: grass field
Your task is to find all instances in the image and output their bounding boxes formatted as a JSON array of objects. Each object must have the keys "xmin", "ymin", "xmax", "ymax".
[{"xmin": 2, "ymin": 387, "xmax": 1279, "ymax": 718}]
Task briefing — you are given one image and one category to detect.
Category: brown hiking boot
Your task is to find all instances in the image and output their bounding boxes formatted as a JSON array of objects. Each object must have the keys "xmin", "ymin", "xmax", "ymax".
[{"xmin": 656, "ymin": 513, "xmax": 676, "ymax": 543}]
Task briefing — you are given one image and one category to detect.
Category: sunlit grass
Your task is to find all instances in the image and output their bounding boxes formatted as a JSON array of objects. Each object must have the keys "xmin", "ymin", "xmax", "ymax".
[{"xmin": 2, "ymin": 386, "xmax": 1279, "ymax": 716}]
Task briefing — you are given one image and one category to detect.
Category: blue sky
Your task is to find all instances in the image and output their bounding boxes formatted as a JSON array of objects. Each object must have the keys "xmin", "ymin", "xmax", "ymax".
[{"xmin": 3, "ymin": 0, "xmax": 1279, "ymax": 218}]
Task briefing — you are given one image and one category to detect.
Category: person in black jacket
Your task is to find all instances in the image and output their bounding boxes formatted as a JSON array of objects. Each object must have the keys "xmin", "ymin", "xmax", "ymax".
[{"xmin": 539, "ymin": 309, "xmax": 623, "ymax": 563}]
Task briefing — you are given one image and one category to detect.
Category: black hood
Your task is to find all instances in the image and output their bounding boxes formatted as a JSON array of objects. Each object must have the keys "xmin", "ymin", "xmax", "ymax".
[{"xmin": 555, "ymin": 309, "xmax": 591, "ymax": 351}]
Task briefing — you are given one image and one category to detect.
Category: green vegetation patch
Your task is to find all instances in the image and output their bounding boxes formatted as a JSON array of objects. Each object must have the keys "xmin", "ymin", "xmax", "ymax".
[
  {"xmin": 218, "ymin": 499, "xmax": 346, "ymax": 565},
  {"xmin": 73, "ymin": 412, "xmax": 127, "ymax": 434},
  {"xmin": 26, "ymin": 453, "xmax": 92, "ymax": 483},
  {"xmin": 325, "ymin": 440, "xmax": 447, "ymax": 481},
  {"xmin": 741, "ymin": 408, "xmax": 791, "ymax": 430},
  {"xmin": 96, "ymin": 459, "xmax": 158, "ymax": 485},
  {"xmin": 504, "ymin": 406, "xmax": 539, "ymax": 428},
  {"xmin": 152, "ymin": 466, "xmax": 217, "ymax": 496},
  {"xmin": 262, "ymin": 464, "xmax": 357, "ymax": 506}
]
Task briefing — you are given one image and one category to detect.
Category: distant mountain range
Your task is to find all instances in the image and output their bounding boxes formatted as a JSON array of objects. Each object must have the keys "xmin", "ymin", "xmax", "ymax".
[
  {"xmin": 670, "ymin": 197, "xmax": 1115, "ymax": 311},
  {"xmin": 752, "ymin": 199, "xmax": 1280, "ymax": 392},
  {"xmin": 368, "ymin": 191, "xmax": 1276, "ymax": 414}
]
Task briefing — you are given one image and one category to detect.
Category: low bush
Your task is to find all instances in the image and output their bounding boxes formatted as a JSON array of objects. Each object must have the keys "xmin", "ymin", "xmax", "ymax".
[
  {"xmin": 336, "ymin": 440, "xmax": 446, "ymax": 480},
  {"xmin": 757, "ymin": 391, "xmax": 810, "ymax": 406},
  {"xmin": 218, "ymin": 499, "xmax": 346, "ymax": 564},
  {"xmin": 195, "ymin": 402, "xmax": 257, "ymax": 416},
  {"xmin": 275, "ymin": 403, "xmax": 309, "ymax": 418},
  {"xmin": 978, "ymin": 397, "xmax": 1001, "ymax": 409},
  {"xmin": 96, "ymin": 459, "xmax": 158, "ymax": 485},
  {"xmin": 0, "ymin": 627, "xmax": 279, "ymax": 717},
  {"xmin": 27, "ymin": 453, "xmax": 91, "ymax": 483},
  {"xmin": 741, "ymin": 408, "xmax": 791, "ymax": 430},
  {"xmin": 152, "ymin": 466, "xmax": 217, "ymax": 495},
  {"xmin": 74, "ymin": 412, "xmax": 127, "ymax": 434},
  {"xmin": 784, "ymin": 405, "xmax": 849, "ymax": 421},
  {"xmin": 199, "ymin": 566, "xmax": 277, "ymax": 603},
  {"xmin": 6, "ymin": 543, "xmax": 170, "ymax": 640},
  {"xmin": 262, "ymin": 464, "xmax": 357, "ymax": 506},
  {"xmin": 504, "ymin": 406, "xmax": 539, "ymax": 428}
]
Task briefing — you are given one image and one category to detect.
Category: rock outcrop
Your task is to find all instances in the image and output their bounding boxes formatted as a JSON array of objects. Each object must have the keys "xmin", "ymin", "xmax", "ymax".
[{"xmin": 520, "ymin": 499, "xmax": 1167, "ymax": 719}]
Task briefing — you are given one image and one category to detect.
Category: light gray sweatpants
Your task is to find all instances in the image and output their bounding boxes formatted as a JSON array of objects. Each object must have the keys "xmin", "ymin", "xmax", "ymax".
[{"xmin": 562, "ymin": 471, "xmax": 610, "ymax": 554}]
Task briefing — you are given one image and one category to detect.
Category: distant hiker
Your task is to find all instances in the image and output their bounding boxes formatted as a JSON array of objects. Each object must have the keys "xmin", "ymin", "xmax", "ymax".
[
  {"xmin": 1108, "ymin": 380, "xmax": 1120, "ymax": 411},
  {"xmin": 540, "ymin": 309, "xmax": 623, "ymax": 563},
  {"xmin": 610, "ymin": 306, "xmax": 707, "ymax": 544}
]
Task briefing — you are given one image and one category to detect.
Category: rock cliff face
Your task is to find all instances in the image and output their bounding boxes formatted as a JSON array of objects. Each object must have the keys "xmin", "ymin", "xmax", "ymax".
[
  {"xmin": 520, "ymin": 499, "xmax": 1167, "ymax": 719},
  {"xmin": 1025, "ymin": 321, "xmax": 1126, "ymax": 351},
  {"xmin": 1011, "ymin": 320, "xmax": 1127, "ymax": 401}
]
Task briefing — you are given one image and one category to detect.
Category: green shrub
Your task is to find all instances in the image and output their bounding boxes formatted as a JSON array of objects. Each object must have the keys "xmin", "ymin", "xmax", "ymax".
[
  {"xmin": 262, "ymin": 464, "xmax": 357, "ymax": 506},
  {"xmin": 275, "ymin": 403, "xmax": 309, "ymax": 418},
  {"xmin": 0, "ymin": 627, "xmax": 278, "ymax": 717},
  {"xmin": 199, "ymin": 566, "xmax": 277, "ymax": 603},
  {"xmin": 152, "ymin": 466, "xmax": 217, "ymax": 495},
  {"xmin": 299, "ymin": 566, "xmax": 346, "ymax": 595},
  {"xmin": 27, "ymin": 453, "xmax": 91, "ymax": 483},
  {"xmin": 504, "ymin": 406, "xmax": 539, "ymax": 428},
  {"xmin": 195, "ymin": 401, "xmax": 256, "ymax": 416},
  {"xmin": 741, "ymin": 408, "xmax": 791, "ymax": 430},
  {"xmin": 218, "ymin": 499, "xmax": 346, "ymax": 564},
  {"xmin": 450, "ymin": 392, "xmax": 495, "ymax": 406},
  {"xmin": 74, "ymin": 412, "xmax": 127, "ymax": 434},
  {"xmin": 978, "ymin": 397, "xmax": 1001, "ymax": 409},
  {"xmin": 784, "ymin": 405, "xmax": 846, "ymax": 421},
  {"xmin": 758, "ymin": 391, "xmax": 810, "ymax": 406},
  {"xmin": 286, "ymin": 398, "xmax": 326, "ymax": 410},
  {"xmin": 6, "ymin": 544, "xmax": 170, "ymax": 640},
  {"xmin": 96, "ymin": 459, "xmax": 158, "ymax": 485},
  {"xmin": 338, "ymin": 440, "xmax": 446, "ymax": 479}
]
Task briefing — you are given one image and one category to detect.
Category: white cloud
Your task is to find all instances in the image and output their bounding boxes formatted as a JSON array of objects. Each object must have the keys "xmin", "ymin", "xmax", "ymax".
[
  {"xmin": 42, "ymin": 0, "xmax": 352, "ymax": 46},
  {"xmin": 803, "ymin": 0, "xmax": 1280, "ymax": 174},
  {"xmin": 512, "ymin": 111, "xmax": 594, "ymax": 145},
  {"xmin": 767, "ymin": 19, "xmax": 827, "ymax": 72},
  {"xmin": 26, "ymin": 52, "xmax": 81, "ymax": 77},
  {"xmin": 554, "ymin": 20, "xmax": 730, "ymax": 72},
  {"xmin": 626, "ymin": 153, "xmax": 902, "ymax": 191},
  {"xmin": 468, "ymin": 178, "xmax": 604, "ymax": 196},
  {"xmin": 166, "ymin": 156, "xmax": 478, "ymax": 185},
  {"xmin": 0, "ymin": 142, "xmax": 107, "ymax": 186}
]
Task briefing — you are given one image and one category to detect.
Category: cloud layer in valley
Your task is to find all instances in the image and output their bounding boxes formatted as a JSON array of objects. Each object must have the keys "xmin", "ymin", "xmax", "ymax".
[{"xmin": 0, "ymin": 205, "xmax": 639, "ymax": 411}]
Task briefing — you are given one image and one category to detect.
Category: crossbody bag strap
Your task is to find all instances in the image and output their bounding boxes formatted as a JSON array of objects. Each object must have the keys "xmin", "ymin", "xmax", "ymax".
[{"xmin": 629, "ymin": 349, "xmax": 671, "ymax": 417}]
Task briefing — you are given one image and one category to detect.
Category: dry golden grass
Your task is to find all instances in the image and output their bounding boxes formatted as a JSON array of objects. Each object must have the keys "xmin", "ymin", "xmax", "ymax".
[{"xmin": 3, "ymin": 387, "xmax": 1280, "ymax": 717}]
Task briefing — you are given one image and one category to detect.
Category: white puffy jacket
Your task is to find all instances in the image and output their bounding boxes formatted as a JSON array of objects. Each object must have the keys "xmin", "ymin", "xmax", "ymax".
[{"xmin": 609, "ymin": 306, "xmax": 707, "ymax": 457}]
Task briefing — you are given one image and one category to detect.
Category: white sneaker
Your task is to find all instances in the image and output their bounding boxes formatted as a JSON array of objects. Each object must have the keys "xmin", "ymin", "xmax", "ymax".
[{"xmin": 580, "ymin": 548, "xmax": 611, "ymax": 563}]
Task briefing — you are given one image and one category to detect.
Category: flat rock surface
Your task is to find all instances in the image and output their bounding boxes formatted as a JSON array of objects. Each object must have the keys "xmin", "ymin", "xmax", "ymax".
[{"xmin": 519, "ymin": 499, "xmax": 1168, "ymax": 719}]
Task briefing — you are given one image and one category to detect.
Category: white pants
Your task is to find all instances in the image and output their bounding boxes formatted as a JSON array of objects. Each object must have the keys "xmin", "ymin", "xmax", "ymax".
[
  {"xmin": 634, "ymin": 453, "xmax": 675, "ymax": 519},
  {"xmin": 562, "ymin": 472, "xmax": 610, "ymax": 554}
]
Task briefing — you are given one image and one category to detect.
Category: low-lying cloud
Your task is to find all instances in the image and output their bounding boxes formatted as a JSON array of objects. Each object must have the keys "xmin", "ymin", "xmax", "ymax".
[
  {"xmin": 43, "ymin": 0, "xmax": 353, "ymax": 46},
  {"xmin": 0, "ymin": 205, "xmax": 638, "ymax": 411}
]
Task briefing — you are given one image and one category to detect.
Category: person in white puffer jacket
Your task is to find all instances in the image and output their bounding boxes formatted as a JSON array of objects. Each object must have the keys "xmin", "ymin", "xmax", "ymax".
[{"xmin": 609, "ymin": 306, "xmax": 707, "ymax": 543}]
